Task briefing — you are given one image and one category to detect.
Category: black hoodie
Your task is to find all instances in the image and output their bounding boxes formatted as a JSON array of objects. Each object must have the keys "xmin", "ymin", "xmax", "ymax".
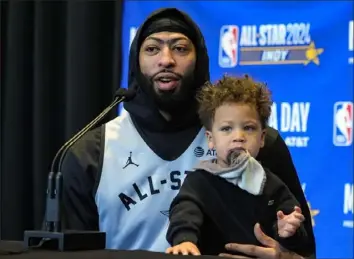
[{"xmin": 61, "ymin": 8, "xmax": 316, "ymax": 258}]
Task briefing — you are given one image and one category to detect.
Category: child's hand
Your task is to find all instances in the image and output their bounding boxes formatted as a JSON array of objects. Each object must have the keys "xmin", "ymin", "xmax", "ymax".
[
  {"xmin": 277, "ymin": 206, "xmax": 305, "ymax": 238},
  {"xmin": 166, "ymin": 241, "xmax": 201, "ymax": 256}
]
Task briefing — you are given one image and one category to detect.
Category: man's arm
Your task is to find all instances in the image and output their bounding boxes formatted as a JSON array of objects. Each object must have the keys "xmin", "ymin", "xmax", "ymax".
[
  {"xmin": 166, "ymin": 172, "xmax": 204, "ymax": 246},
  {"xmin": 221, "ymin": 223, "xmax": 315, "ymax": 259},
  {"xmin": 257, "ymin": 127, "xmax": 316, "ymax": 256},
  {"xmin": 61, "ymin": 127, "xmax": 102, "ymax": 230}
]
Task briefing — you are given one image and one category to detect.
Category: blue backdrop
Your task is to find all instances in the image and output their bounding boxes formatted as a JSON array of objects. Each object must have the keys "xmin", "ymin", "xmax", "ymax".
[{"xmin": 121, "ymin": 1, "xmax": 353, "ymax": 258}]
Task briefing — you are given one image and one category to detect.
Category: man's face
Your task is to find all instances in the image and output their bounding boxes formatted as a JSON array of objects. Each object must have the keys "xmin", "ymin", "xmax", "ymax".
[{"xmin": 139, "ymin": 32, "xmax": 197, "ymax": 111}]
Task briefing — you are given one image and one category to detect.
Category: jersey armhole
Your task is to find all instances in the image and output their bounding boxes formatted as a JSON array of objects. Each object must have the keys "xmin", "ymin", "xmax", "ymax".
[{"xmin": 93, "ymin": 124, "xmax": 106, "ymax": 197}]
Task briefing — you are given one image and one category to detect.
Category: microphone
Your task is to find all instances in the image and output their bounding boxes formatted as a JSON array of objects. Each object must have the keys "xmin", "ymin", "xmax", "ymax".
[{"xmin": 23, "ymin": 88, "xmax": 135, "ymax": 251}]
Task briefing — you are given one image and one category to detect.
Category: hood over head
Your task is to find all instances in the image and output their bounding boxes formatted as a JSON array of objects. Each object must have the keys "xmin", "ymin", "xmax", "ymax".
[{"xmin": 124, "ymin": 8, "xmax": 210, "ymax": 133}]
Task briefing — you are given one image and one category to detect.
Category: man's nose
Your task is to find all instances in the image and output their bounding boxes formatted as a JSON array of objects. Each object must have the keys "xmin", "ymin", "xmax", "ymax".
[{"xmin": 158, "ymin": 47, "xmax": 175, "ymax": 68}]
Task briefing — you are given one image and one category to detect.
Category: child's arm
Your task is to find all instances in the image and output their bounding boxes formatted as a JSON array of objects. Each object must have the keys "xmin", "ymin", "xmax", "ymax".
[
  {"xmin": 270, "ymin": 174, "xmax": 310, "ymax": 255},
  {"xmin": 277, "ymin": 205, "xmax": 305, "ymax": 238},
  {"xmin": 264, "ymin": 171, "xmax": 314, "ymax": 257},
  {"xmin": 166, "ymin": 172, "xmax": 204, "ymax": 255}
]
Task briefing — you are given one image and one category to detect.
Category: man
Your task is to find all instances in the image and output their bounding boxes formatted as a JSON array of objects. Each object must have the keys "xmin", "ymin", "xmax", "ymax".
[{"xmin": 62, "ymin": 8, "xmax": 316, "ymax": 259}]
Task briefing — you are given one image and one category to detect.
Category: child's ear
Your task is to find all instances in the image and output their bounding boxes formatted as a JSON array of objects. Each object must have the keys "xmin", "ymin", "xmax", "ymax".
[
  {"xmin": 260, "ymin": 128, "xmax": 266, "ymax": 148},
  {"xmin": 206, "ymin": 131, "xmax": 214, "ymax": 149}
]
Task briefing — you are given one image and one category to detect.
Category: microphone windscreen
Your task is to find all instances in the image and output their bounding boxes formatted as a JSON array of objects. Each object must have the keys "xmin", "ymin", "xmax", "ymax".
[{"xmin": 114, "ymin": 88, "xmax": 136, "ymax": 101}]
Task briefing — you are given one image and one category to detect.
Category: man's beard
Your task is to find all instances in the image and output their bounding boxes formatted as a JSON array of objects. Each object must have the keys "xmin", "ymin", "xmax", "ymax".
[{"xmin": 140, "ymin": 70, "xmax": 197, "ymax": 114}]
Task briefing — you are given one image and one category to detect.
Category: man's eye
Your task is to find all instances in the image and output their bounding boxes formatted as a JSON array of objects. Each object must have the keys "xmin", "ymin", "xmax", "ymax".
[
  {"xmin": 145, "ymin": 46, "xmax": 159, "ymax": 53},
  {"xmin": 174, "ymin": 46, "xmax": 188, "ymax": 52}
]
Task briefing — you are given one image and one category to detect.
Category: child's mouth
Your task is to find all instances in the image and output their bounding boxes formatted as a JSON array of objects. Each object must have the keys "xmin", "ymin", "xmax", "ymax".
[{"xmin": 226, "ymin": 148, "xmax": 247, "ymax": 166}]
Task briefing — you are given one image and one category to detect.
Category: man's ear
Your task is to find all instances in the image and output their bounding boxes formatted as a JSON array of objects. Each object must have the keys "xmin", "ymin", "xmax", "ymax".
[
  {"xmin": 206, "ymin": 131, "xmax": 214, "ymax": 149},
  {"xmin": 260, "ymin": 128, "xmax": 266, "ymax": 148}
]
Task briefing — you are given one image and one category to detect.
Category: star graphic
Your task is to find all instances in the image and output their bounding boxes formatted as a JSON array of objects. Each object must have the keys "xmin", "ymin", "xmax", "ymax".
[
  {"xmin": 304, "ymin": 41, "xmax": 324, "ymax": 65},
  {"xmin": 307, "ymin": 202, "xmax": 320, "ymax": 227}
]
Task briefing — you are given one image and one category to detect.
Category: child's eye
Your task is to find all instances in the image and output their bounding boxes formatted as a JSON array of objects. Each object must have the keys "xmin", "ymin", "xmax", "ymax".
[
  {"xmin": 244, "ymin": 125, "xmax": 256, "ymax": 131},
  {"xmin": 220, "ymin": 126, "xmax": 232, "ymax": 132}
]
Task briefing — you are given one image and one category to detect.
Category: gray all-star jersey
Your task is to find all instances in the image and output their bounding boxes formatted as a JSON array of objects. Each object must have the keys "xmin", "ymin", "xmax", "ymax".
[{"xmin": 95, "ymin": 111, "xmax": 215, "ymax": 251}]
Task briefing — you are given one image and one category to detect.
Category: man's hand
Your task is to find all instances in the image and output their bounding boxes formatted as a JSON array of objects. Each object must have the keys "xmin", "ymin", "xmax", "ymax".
[
  {"xmin": 219, "ymin": 223, "xmax": 304, "ymax": 259},
  {"xmin": 277, "ymin": 206, "xmax": 305, "ymax": 238},
  {"xmin": 166, "ymin": 241, "xmax": 201, "ymax": 256}
]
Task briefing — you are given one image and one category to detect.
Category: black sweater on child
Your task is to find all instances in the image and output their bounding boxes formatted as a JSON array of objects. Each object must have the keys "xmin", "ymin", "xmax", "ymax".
[{"xmin": 166, "ymin": 169, "xmax": 310, "ymax": 257}]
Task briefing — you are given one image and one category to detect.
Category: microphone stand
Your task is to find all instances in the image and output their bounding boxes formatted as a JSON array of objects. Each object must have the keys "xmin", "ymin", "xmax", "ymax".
[{"xmin": 23, "ymin": 89, "xmax": 133, "ymax": 251}]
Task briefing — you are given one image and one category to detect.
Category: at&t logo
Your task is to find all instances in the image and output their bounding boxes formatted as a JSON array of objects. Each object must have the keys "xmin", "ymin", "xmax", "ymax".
[
  {"xmin": 194, "ymin": 147, "xmax": 205, "ymax": 157},
  {"xmin": 194, "ymin": 147, "xmax": 217, "ymax": 158}
]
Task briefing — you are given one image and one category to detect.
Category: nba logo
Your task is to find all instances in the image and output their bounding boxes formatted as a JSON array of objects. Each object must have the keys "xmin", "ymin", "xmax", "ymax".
[
  {"xmin": 219, "ymin": 25, "xmax": 239, "ymax": 68},
  {"xmin": 333, "ymin": 101, "xmax": 353, "ymax": 146}
]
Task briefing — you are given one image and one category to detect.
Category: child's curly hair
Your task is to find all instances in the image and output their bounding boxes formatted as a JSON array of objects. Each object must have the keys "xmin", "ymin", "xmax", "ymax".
[{"xmin": 197, "ymin": 74, "xmax": 273, "ymax": 130}]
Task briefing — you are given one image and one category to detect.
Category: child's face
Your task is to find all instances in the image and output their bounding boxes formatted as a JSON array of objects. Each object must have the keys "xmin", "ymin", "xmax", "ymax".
[{"xmin": 206, "ymin": 102, "xmax": 266, "ymax": 167}]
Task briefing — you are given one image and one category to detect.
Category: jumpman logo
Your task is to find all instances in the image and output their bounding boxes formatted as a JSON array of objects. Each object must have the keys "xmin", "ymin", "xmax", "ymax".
[{"xmin": 123, "ymin": 152, "xmax": 139, "ymax": 169}]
